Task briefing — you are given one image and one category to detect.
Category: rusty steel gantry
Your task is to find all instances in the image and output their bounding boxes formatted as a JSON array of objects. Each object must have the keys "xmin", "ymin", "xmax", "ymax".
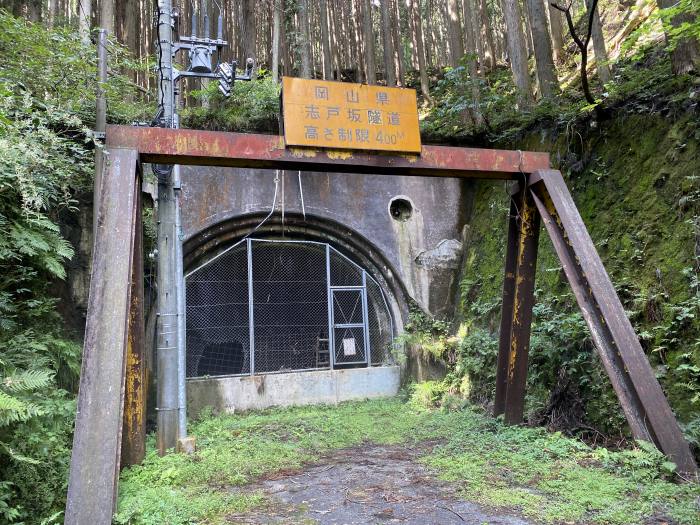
[{"xmin": 64, "ymin": 124, "xmax": 698, "ymax": 524}]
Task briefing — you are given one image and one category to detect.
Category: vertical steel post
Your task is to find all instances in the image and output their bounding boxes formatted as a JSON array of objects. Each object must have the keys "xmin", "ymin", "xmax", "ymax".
[
  {"xmin": 174, "ymin": 165, "xmax": 187, "ymax": 441},
  {"xmin": 121, "ymin": 184, "xmax": 146, "ymax": 467},
  {"xmin": 65, "ymin": 149, "xmax": 140, "ymax": 524},
  {"xmin": 93, "ymin": 29, "xmax": 108, "ymax": 237},
  {"xmin": 503, "ymin": 186, "xmax": 540, "ymax": 425},
  {"xmin": 326, "ymin": 244, "xmax": 335, "ymax": 369},
  {"xmin": 361, "ymin": 271, "xmax": 371, "ymax": 365},
  {"xmin": 494, "ymin": 190, "xmax": 521, "ymax": 417},
  {"xmin": 156, "ymin": 166, "xmax": 179, "ymax": 453},
  {"xmin": 247, "ymin": 238, "xmax": 255, "ymax": 375}
]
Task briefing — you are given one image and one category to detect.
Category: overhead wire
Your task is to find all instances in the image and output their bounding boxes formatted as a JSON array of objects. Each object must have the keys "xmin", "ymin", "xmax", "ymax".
[
  {"xmin": 298, "ymin": 171, "xmax": 306, "ymax": 221},
  {"xmin": 184, "ymin": 170, "xmax": 280, "ymax": 279}
]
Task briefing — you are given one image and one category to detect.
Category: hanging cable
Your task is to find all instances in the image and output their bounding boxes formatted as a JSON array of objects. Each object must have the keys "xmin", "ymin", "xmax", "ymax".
[
  {"xmin": 185, "ymin": 170, "xmax": 280, "ymax": 278},
  {"xmin": 281, "ymin": 170, "xmax": 285, "ymax": 236},
  {"xmin": 298, "ymin": 170, "xmax": 306, "ymax": 221}
]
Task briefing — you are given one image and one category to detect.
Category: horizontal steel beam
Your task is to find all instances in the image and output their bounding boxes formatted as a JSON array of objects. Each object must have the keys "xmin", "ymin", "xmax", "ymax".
[{"xmin": 105, "ymin": 125, "xmax": 549, "ymax": 178}]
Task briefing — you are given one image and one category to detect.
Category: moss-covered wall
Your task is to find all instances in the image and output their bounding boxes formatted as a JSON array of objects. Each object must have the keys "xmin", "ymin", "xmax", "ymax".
[{"xmin": 458, "ymin": 113, "xmax": 700, "ymax": 441}]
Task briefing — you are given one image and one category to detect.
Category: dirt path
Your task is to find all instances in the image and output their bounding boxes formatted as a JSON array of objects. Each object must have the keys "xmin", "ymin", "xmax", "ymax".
[{"xmin": 229, "ymin": 444, "xmax": 531, "ymax": 524}]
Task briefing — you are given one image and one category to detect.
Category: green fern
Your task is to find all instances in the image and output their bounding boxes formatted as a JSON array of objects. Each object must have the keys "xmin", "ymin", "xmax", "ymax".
[
  {"xmin": 3, "ymin": 369, "xmax": 53, "ymax": 393},
  {"xmin": 0, "ymin": 390, "xmax": 44, "ymax": 426},
  {"xmin": 0, "ymin": 442, "xmax": 40, "ymax": 464},
  {"xmin": 0, "ymin": 371, "xmax": 52, "ymax": 426}
]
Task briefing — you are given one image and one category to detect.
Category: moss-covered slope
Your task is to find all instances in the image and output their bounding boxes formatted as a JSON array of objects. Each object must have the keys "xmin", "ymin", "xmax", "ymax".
[{"xmin": 457, "ymin": 112, "xmax": 700, "ymax": 446}]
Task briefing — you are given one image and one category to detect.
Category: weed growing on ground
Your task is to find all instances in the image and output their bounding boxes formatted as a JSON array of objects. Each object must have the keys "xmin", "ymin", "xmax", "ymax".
[{"xmin": 116, "ymin": 397, "xmax": 700, "ymax": 524}]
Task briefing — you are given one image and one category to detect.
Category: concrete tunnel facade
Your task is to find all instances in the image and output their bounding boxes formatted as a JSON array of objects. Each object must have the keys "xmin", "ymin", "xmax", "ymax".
[{"xmin": 180, "ymin": 166, "xmax": 473, "ymax": 412}]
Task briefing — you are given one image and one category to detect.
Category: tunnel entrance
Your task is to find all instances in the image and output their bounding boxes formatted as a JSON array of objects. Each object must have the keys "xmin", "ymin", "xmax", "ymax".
[{"xmin": 185, "ymin": 239, "xmax": 394, "ymax": 379}]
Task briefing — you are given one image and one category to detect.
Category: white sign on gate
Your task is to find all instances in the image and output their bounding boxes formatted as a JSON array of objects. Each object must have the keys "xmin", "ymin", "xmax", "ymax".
[{"xmin": 343, "ymin": 338, "xmax": 357, "ymax": 356}]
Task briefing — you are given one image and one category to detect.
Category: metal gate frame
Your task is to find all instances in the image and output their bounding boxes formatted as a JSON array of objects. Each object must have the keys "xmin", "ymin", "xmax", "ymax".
[
  {"xmin": 330, "ymin": 286, "xmax": 369, "ymax": 367},
  {"xmin": 66, "ymin": 125, "xmax": 698, "ymax": 524},
  {"xmin": 184, "ymin": 238, "xmax": 392, "ymax": 377}
]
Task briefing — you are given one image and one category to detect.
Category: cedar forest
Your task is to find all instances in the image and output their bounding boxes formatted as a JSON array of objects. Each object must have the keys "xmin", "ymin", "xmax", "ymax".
[{"xmin": 0, "ymin": 0, "xmax": 699, "ymax": 523}]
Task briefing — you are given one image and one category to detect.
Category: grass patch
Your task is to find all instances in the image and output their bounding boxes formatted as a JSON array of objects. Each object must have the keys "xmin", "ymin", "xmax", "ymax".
[{"xmin": 116, "ymin": 396, "xmax": 700, "ymax": 524}]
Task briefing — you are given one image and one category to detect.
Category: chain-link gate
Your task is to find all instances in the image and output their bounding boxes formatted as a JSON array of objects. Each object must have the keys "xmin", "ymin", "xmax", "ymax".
[{"xmin": 185, "ymin": 239, "xmax": 394, "ymax": 378}]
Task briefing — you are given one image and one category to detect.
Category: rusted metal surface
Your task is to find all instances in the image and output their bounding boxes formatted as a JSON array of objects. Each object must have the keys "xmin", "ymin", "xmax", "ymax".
[
  {"xmin": 105, "ymin": 125, "xmax": 550, "ymax": 179},
  {"xmin": 494, "ymin": 189, "xmax": 521, "ymax": 417},
  {"xmin": 530, "ymin": 169, "xmax": 698, "ymax": 477},
  {"xmin": 121, "ymin": 186, "xmax": 146, "ymax": 467},
  {"xmin": 503, "ymin": 183, "xmax": 541, "ymax": 425},
  {"xmin": 65, "ymin": 149, "xmax": 140, "ymax": 524}
]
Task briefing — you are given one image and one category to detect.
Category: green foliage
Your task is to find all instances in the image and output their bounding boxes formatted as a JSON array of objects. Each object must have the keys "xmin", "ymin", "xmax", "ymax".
[
  {"xmin": 422, "ymin": 40, "xmax": 696, "ymax": 144},
  {"xmin": 657, "ymin": 0, "xmax": 700, "ymax": 54},
  {"xmin": 119, "ymin": 398, "xmax": 700, "ymax": 524},
  {"xmin": 408, "ymin": 380, "xmax": 449, "ymax": 409},
  {"xmin": 182, "ymin": 77, "xmax": 281, "ymax": 133},
  {"xmin": 394, "ymin": 307, "xmax": 454, "ymax": 361},
  {"xmin": 450, "ymin": 110, "xmax": 700, "ymax": 448},
  {"xmin": 0, "ymin": 11, "xmax": 145, "ymax": 523}
]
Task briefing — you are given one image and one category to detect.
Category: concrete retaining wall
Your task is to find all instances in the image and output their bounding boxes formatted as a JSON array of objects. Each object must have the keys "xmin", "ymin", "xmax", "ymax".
[{"xmin": 187, "ymin": 366, "xmax": 401, "ymax": 415}]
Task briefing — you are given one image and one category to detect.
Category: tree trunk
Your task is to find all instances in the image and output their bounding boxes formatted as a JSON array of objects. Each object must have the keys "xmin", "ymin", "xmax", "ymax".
[
  {"xmin": 29, "ymin": 0, "xmax": 42, "ymax": 22},
  {"xmin": 525, "ymin": 0, "xmax": 558, "ymax": 97},
  {"xmin": 393, "ymin": 0, "xmax": 406, "ymax": 84},
  {"xmin": 78, "ymin": 0, "xmax": 91, "ymax": 42},
  {"xmin": 461, "ymin": 0, "xmax": 482, "ymax": 77},
  {"xmin": 319, "ymin": 0, "xmax": 332, "ymax": 79},
  {"xmin": 407, "ymin": 0, "xmax": 432, "ymax": 103},
  {"xmin": 298, "ymin": 0, "xmax": 312, "ymax": 78},
  {"xmin": 479, "ymin": 0, "xmax": 496, "ymax": 70},
  {"xmin": 446, "ymin": 0, "xmax": 464, "ymax": 67},
  {"xmin": 309, "ymin": 0, "xmax": 317, "ymax": 75},
  {"xmin": 352, "ymin": 0, "xmax": 365, "ymax": 82},
  {"xmin": 548, "ymin": 0, "xmax": 564, "ymax": 64},
  {"xmin": 125, "ymin": 0, "xmax": 138, "ymax": 81},
  {"xmin": 280, "ymin": 0, "xmax": 291, "ymax": 75},
  {"xmin": 462, "ymin": 0, "xmax": 482, "ymax": 124},
  {"xmin": 272, "ymin": 0, "xmax": 282, "ymax": 82},
  {"xmin": 522, "ymin": 2, "xmax": 534, "ymax": 57},
  {"xmin": 471, "ymin": 1, "xmax": 485, "ymax": 69},
  {"xmin": 100, "ymin": 0, "xmax": 114, "ymax": 34},
  {"xmin": 380, "ymin": 0, "xmax": 397, "ymax": 85},
  {"xmin": 241, "ymin": 0, "xmax": 256, "ymax": 63},
  {"xmin": 425, "ymin": 0, "xmax": 435, "ymax": 69},
  {"xmin": 328, "ymin": 0, "xmax": 342, "ymax": 79},
  {"xmin": 266, "ymin": 1, "xmax": 273, "ymax": 70},
  {"xmin": 362, "ymin": 0, "xmax": 377, "ymax": 84},
  {"xmin": 48, "ymin": 0, "xmax": 57, "ymax": 27},
  {"xmin": 657, "ymin": 0, "xmax": 700, "ymax": 74},
  {"xmin": 501, "ymin": 0, "xmax": 532, "ymax": 107},
  {"xmin": 589, "ymin": 0, "xmax": 610, "ymax": 83}
]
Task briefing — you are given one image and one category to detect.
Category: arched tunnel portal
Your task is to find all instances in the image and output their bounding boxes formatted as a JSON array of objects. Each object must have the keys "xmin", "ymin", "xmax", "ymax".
[{"xmin": 178, "ymin": 166, "xmax": 474, "ymax": 412}]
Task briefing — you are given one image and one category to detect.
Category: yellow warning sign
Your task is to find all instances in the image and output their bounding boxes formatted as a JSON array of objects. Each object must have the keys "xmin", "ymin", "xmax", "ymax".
[{"xmin": 281, "ymin": 77, "xmax": 421, "ymax": 153}]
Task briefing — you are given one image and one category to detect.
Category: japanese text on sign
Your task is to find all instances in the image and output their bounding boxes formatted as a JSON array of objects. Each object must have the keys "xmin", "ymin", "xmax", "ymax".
[{"xmin": 282, "ymin": 77, "xmax": 421, "ymax": 153}]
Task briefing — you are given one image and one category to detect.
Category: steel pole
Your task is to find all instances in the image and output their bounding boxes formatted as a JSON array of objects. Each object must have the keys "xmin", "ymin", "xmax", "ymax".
[
  {"xmin": 174, "ymin": 166, "xmax": 188, "ymax": 440},
  {"xmin": 156, "ymin": 0, "xmax": 180, "ymax": 453},
  {"xmin": 93, "ymin": 29, "xmax": 108, "ymax": 237}
]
